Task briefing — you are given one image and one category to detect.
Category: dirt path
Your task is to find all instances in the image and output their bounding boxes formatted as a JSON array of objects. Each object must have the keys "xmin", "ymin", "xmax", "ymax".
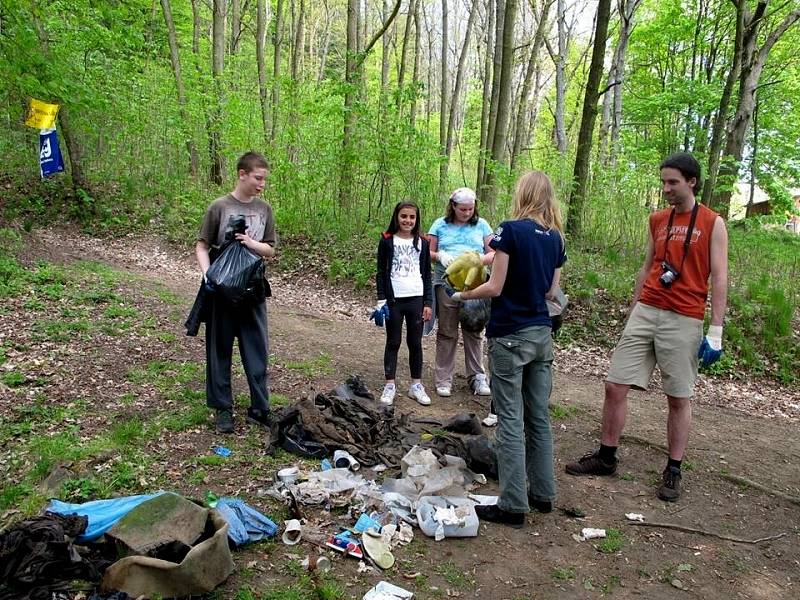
[{"xmin": 8, "ymin": 228, "xmax": 800, "ymax": 599}]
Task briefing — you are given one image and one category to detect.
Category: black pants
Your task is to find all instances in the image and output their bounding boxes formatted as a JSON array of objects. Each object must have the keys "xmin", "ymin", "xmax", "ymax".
[
  {"xmin": 384, "ymin": 296, "xmax": 424, "ymax": 380},
  {"xmin": 205, "ymin": 296, "xmax": 269, "ymax": 412}
]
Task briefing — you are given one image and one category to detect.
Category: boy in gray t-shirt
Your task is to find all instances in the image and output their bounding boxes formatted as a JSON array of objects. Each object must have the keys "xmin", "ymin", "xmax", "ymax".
[{"xmin": 195, "ymin": 152, "xmax": 277, "ymax": 433}]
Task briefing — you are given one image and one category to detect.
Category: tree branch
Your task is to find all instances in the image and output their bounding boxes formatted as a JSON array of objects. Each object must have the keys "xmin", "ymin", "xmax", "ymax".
[
  {"xmin": 628, "ymin": 522, "xmax": 787, "ymax": 545},
  {"xmin": 356, "ymin": 0, "xmax": 403, "ymax": 69}
]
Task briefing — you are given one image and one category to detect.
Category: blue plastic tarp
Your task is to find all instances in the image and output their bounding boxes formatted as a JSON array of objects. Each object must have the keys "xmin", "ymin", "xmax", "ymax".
[
  {"xmin": 215, "ymin": 498, "xmax": 278, "ymax": 546},
  {"xmin": 46, "ymin": 492, "xmax": 167, "ymax": 543}
]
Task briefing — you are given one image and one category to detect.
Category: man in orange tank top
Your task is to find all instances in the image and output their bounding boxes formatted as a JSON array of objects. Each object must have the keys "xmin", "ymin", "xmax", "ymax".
[{"xmin": 565, "ymin": 153, "xmax": 728, "ymax": 502}]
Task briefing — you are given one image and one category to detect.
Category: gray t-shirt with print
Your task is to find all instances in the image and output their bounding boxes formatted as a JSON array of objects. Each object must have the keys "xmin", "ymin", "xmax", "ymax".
[{"xmin": 198, "ymin": 193, "xmax": 277, "ymax": 249}]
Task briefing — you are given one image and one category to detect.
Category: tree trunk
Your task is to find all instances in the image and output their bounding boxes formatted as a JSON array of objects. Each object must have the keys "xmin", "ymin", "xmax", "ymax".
[
  {"xmin": 483, "ymin": 0, "xmax": 518, "ymax": 210},
  {"xmin": 256, "ymin": 0, "xmax": 270, "ymax": 144},
  {"xmin": 31, "ymin": 15, "xmax": 89, "ymax": 194},
  {"xmin": 566, "ymin": 0, "xmax": 611, "ymax": 238},
  {"xmin": 292, "ymin": 0, "xmax": 305, "ymax": 79},
  {"xmin": 340, "ymin": 0, "xmax": 359, "ymax": 209},
  {"xmin": 272, "ymin": 0, "xmax": 285, "ymax": 141},
  {"xmin": 340, "ymin": 0, "xmax": 402, "ymax": 207},
  {"xmin": 444, "ymin": 0, "xmax": 480, "ymax": 180},
  {"xmin": 409, "ymin": 1, "xmax": 422, "ymax": 128},
  {"xmin": 438, "ymin": 0, "xmax": 449, "ymax": 192},
  {"xmin": 229, "ymin": 0, "xmax": 240, "ymax": 54},
  {"xmin": 381, "ymin": 0, "xmax": 392, "ymax": 93},
  {"xmin": 397, "ymin": 0, "xmax": 418, "ymax": 109},
  {"xmin": 599, "ymin": 0, "xmax": 640, "ymax": 166},
  {"xmin": 209, "ymin": 0, "xmax": 225, "ymax": 185},
  {"xmin": 711, "ymin": 3, "xmax": 800, "ymax": 217},
  {"xmin": 160, "ymin": 0, "xmax": 199, "ymax": 177},
  {"xmin": 476, "ymin": 0, "xmax": 495, "ymax": 196},
  {"xmin": 318, "ymin": 0, "xmax": 333, "ymax": 82},
  {"xmin": 553, "ymin": 0, "xmax": 568, "ymax": 154},
  {"xmin": 511, "ymin": 0, "xmax": 552, "ymax": 171},
  {"xmin": 57, "ymin": 106, "xmax": 89, "ymax": 194},
  {"xmin": 485, "ymin": 0, "xmax": 505, "ymax": 171},
  {"xmin": 703, "ymin": 0, "xmax": 745, "ymax": 207}
]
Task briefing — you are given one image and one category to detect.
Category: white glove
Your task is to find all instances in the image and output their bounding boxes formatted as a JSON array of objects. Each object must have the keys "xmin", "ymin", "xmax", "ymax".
[
  {"xmin": 705, "ymin": 325, "xmax": 723, "ymax": 351},
  {"xmin": 450, "ymin": 292, "xmax": 464, "ymax": 303},
  {"xmin": 375, "ymin": 299, "xmax": 387, "ymax": 311},
  {"xmin": 438, "ymin": 251, "xmax": 455, "ymax": 267}
]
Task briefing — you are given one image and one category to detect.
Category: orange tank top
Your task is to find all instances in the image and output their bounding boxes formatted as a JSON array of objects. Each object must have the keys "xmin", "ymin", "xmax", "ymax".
[{"xmin": 638, "ymin": 202, "xmax": 718, "ymax": 320}]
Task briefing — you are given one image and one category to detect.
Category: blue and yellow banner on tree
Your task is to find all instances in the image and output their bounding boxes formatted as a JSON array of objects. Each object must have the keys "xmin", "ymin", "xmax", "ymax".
[
  {"xmin": 39, "ymin": 129, "xmax": 65, "ymax": 177},
  {"xmin": 25, "ymin": 98, "xmax": 60, "ymax": 129}
]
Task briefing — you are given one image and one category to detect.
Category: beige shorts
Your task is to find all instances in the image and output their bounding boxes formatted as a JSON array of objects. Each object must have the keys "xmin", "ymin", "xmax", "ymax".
[{"xmin": 606, "ymin": 303, "xmax": 703, "ymax": 398}]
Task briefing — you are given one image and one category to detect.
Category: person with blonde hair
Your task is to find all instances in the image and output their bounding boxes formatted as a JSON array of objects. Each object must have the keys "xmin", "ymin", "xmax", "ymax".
[{"xmin": 448, "ymin": 171, "xmax": 566, "ymax": 528}]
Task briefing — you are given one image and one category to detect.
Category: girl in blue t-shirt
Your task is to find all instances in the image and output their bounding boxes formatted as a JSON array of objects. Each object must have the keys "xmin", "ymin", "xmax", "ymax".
[
  {"xmin": 428, "ymin": 188, "xmax": 495, "ymax": 416},
  {"xmin": 375, "ymin": 202, "xmax": 434, "ymax": 406},
  {"xmin": 449, "ymin": 171, "xmax": 566, "ymax": 528}
]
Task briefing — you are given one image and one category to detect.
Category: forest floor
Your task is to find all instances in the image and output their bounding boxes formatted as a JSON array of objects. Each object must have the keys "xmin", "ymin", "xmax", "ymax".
[{"xmin": 2, "ymin": 227, "xmax": 799, "ymax": 600}]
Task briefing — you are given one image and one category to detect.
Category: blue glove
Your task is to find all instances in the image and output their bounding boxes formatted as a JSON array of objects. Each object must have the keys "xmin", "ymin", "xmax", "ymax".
[
  {"xmin": 202, "ymin": 274, "xmax": 215, "ymax": 293},
  {"xmin": 370, "ymin": 302, "xmax": 390, "ymax": 327},
  {"xmin": 698, "ymin": 325, "xmax": 723, "ymax": 368}
]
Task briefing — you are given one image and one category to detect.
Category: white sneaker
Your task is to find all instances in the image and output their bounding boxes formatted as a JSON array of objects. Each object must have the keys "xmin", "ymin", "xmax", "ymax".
[
  {"xmin": 380, "ymin": 383, "xmax": 396, "ymax": 405},
  {"xmin": 482, "ymin": 413, "xmax": 498, "ymax": 427},
  {"xmin": 408, "ymin": 383, "xmax": 431, "ymax": 406},
  {"xmin": 471, "ymin": 374, "xmax": 491, "ymax": 396},
  {"xmin": 436, "ymin": 385, "xmax": 451, "ymax": 397}
]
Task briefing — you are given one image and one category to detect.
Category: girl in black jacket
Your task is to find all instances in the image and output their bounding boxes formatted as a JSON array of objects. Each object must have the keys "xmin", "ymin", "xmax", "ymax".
[{"xmin": 375, "ymin": 202, "xmax": 434, "ymax": 406}]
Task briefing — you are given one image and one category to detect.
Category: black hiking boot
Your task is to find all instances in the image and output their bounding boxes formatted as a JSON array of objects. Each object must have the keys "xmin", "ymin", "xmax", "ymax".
[
  {"xmin": 565, "ymin": 451, "xmax": 618, "ymax": 476},
  {"xmin": 475, "ymin": 504, "xmax": 525, "ymax": 529},
  {"xmin": 657, "ymin": 466, "xmax": 682, "ymax": 502},
  {"xmin": 528, "ymin": 497, "xmax": 553, "ymax": 513},
  {"xmin": 215, "ymin": 409, "xmax": 234, "ymax": 434},
  {"xmin": 246, "ymin": 407, "xmax": 273, "ymax": 429}
]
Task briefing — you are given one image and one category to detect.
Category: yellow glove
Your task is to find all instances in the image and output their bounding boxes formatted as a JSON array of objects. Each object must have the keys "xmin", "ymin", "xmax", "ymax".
[
  {"xmin": 445, "ymin": 267, "xmax": 468, "ymax": 291},
  {"xmin": 445, "ymin": 251, "xmax": 482, "ymax": 276}
]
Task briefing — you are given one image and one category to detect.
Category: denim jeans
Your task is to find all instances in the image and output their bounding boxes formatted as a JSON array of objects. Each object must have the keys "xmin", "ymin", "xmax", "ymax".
[{"xmin": 488, "ymin": 325, "xmax": 555, "ymax": 512}]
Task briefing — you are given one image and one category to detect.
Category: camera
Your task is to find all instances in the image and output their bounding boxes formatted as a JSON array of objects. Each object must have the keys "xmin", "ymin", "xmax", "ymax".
[{"xmin": 659, "ymin": 261, "xmax": 680, "ymax": 288}]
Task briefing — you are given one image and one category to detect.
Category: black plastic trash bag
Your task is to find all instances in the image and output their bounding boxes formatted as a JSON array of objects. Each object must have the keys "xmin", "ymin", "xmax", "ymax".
[
  {"xmin": 205, "ymin": 242, "xmax": 266, "ymax": 305},
  {"xmin": 459, "ymin": 298, "xmax": 490, "ymax": 332}
]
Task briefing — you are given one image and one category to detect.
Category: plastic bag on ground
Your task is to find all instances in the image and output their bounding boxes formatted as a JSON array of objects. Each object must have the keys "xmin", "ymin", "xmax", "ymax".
[
  {"xmin": 46, "ymin": 492, "xmax": 165, "ymax": 543},
  {"xmin": 215, "ymin": 498, "xmax": 278, "ymax": 546},
  {"xmin": 400, "ymin": 446, "xmax": 439, "ymax": 480},
  {"xmin": 363, "ymin": 581, "xmax": 414, "ymax": 599},
  {"xmin": 416, "ymin": 497, "xmax": 478, "ymax": 540}
]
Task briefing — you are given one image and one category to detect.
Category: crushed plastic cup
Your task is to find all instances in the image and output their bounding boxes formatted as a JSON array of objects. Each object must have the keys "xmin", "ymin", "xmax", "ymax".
[
  {"xmin": 581, "ymin": 527, "xmax": 606, "ymax": 540},
  {"xmin": 282, "ymin": 519, "xmax": 302, "ymax": 545},
  {"xmin": 625, "ymin": 513, "xmax": 645, "ymax": 522},
  {"xmin": 277, "ymin": 466, "xmax": 299, "ymax": 484},
  {"xmin": 302, "ymin": 554, "xmax": 331, "ymax": 573}
]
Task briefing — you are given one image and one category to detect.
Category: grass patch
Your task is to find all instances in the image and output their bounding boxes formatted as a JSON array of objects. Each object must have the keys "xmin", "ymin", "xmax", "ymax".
[
  {"xmin": 552, "ymin": 566, "xmax": 577, "ymax": 581},
  {"xmin": 435, "ymin": 561, "xmax": 472, "ymax": 588},
  {"xmin": 270, "ymin": 393, "xmax": 291, "ymax": 408},
  {"xmin": 284, "ymin": 353, "xmax": 334, "ymax": 377},
  {"xmin": 1, "ymin": 371, "xmax": 26, "ymax": 387},
  {"xmin": 549, "ymin": 403, "xmax": 580, "ymax": 419},
  {"xmin": 597, "ymin": 528, "xmax": 625, "ymax": 554}
]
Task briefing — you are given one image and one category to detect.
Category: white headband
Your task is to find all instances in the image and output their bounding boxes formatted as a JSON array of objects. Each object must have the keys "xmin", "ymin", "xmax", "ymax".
[{"xmin": 450, "ymin": 187, "xmax": 477, "ymax": 205}]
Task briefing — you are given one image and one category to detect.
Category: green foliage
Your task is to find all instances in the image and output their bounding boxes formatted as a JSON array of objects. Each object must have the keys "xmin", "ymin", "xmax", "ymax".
[
  {"xmin": 597, "ymin": 528, "xmax": 625, "ymax": 554},
  {"xmin": 552, "ymin": 566, "xmax": 577, "ymax": 581}
]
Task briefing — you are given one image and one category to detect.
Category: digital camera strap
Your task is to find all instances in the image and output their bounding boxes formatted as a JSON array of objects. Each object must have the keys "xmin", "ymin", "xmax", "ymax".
[{"xmin": 662, "ymin": 201, "xmax": 699, "ymax": 273}]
